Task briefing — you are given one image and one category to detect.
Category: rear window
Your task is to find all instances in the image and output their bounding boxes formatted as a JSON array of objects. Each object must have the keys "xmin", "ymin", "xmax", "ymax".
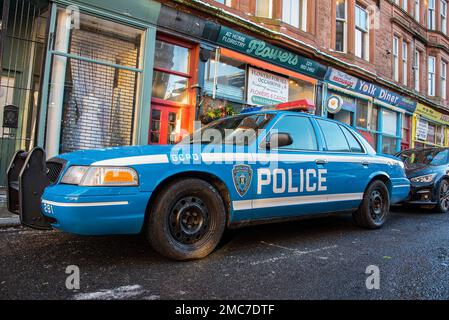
[
  {"xmin": 317, "ymin": 119, "xmax": 350, "ymax": 152},
  {"xmin": 340, "ymin": 126, "xmax": 364, "ymax": 153}
]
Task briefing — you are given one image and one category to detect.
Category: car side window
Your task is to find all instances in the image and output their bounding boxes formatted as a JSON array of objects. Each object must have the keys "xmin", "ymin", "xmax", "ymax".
[
  {"xmin": 317, "ymin": 119, "xmax": 350, "ymax": 152},
  {"xmin": 270, "ymin": 116, "xmax": 318, "ymax": 151},
  {"xmin": 340, "ymin": 125, "xmax": 364, "ymax": 153}
]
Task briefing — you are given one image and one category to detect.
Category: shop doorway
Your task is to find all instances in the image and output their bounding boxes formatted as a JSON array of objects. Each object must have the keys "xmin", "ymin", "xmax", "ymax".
[{"xmin": 149, "ymin": 105, "xmax": 180, "ymax": 144}]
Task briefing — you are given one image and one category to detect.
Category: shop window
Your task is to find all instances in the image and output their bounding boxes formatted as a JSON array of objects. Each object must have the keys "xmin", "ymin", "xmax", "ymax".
[
  {"xmin": 355, "ymin": 5, "xmax": 369, "ymax": 61},
  {"xmin": 356, "ymin": 100, "xmax": 369, "ymax": 129},
  {"xmin": 282, "ymin": 0, "xmax": 307, "ymax": 31},
  {"xmin": 152, "ymin": 39, "xmax": 191, "ymax": 104},
  {"xmin": 370, "ymin": 105, "xmax": 379, "ymax": 131},
  {"xmin": 256, "ymin": 0, "xmax": 273, "ymax": 18},
  {"xmin": 401, "ymin": 114, "xmax": 411, "ymax": 150},
  {"xmin": 51, "ymin": 11, "xmax": 144, "ymax": 153},
  {"xmin": 382, "ymin": 136, "xmax": 397, "ymax": 155},
  {"xmin": 288, "ymin": 77, "xmax": 315, "ymax": 102},
  {"xmin": 272, "ymin": 116, "xmax": 317, "ymax": 150},
  {"xmin": 317, "ymin": 119, "xmax": 351, "ymax": 152},
  {"xmin": 382, "ymin": 109, "xmax": 398, "ymax": 136},
  {"xmin": 335, "ymin": 0, "xmax": 347, "ymax": 52},
  {"xmin": 204, "ymin": 56, "xmax": 246, "ymax": 102},
  {"xmin": 334, "ymin": 110, "xmax": 353, "ymax": 126}
]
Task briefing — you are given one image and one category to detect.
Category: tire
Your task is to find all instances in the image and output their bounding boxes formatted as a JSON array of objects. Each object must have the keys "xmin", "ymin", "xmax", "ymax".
[
  {"xmin": 146, "ymin": 178, "xmax": 226, "ymax": 261},
  {"xmin": 435, "ymin": 179, "xmax": 449, "ymax": 213},
  {"xmin": 353, "ymin": 180, "xmax": 390, "ymax": 229}
]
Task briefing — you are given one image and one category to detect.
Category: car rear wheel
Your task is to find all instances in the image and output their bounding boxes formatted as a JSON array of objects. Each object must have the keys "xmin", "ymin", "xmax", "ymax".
[
  {"xmin": 146, "ymin": 178, "xmax": 226, "ymax": 261},
  {"xmin": 436, "ymin": 179, "xmax": 449, "ymax": 213},
  {"xmin": 353, "ymin": 180, "xmax": 390, "ymax": 229}
]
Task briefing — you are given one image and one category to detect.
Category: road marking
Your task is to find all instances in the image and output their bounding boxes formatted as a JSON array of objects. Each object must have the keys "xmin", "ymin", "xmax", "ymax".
[
  {"xmin": 73, "ymin": 284, "xmax": 145, "ymax": 300},
  {"xmin": 251, "ymin": 244, "xmax": 338, "ymax": 266}
]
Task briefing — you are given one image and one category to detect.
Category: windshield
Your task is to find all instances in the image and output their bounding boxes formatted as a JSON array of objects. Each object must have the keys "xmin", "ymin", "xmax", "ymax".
[
  {"xmin": 180, "ymin": 113, "xmax": 275, "ymax": 146},
  {"xmin": 398, "ymin": 148, "xmax": 449, "ymax": 168}
]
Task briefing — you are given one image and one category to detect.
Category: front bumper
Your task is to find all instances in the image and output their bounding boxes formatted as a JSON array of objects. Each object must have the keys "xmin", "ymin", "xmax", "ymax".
[
  {"xmin": 41, "ymin": 185, "xmax": 152, "ymax": 235},
  {"xmin": 406, "ymin": 183, "xmax": 437, "ymax": 205}
]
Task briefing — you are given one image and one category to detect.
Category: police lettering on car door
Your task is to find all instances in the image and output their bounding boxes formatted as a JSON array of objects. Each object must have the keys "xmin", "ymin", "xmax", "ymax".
[{"xmin": 257, "ymin": 168, "xmax": 327, "ymax": 194}]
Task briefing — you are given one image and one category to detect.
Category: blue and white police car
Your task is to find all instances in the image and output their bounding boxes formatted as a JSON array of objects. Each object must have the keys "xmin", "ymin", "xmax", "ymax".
[{"xmin": 7, "ymin": 110, "xmax": 410, "ymax": 260}]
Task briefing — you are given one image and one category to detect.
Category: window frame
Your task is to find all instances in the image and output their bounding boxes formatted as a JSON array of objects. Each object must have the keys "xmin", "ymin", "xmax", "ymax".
[
  {"xmin": 428, "ymin": 55, "xmax": 436, "ymax": 97},
  {"xmin": 152, "ymin": 34, "xmax": 194, "ymax": 108},
  {"xmin": 441, "ymin": 60, "xmax": 447, "ymax": 99},
  {"xmin": 441, "ymin": 0, "xmax": 448, "ymax": 34},
  {"xmin": 355, "ymin": 4, "xmax": 369, "ymax": 61},
  {"xmin": 428, "ymin": 0, "xmax": 436, "ymax": 30},
  {"xmin": 414, "ymin": 49, "xmax": 420, "ymax": 91},
  {"xmin": 317, "ymin": 118, "xmax": 366, "ymax": 153},
  {"xmin": 414, "ymin": 0, "xmax": 420, "ymax": 22},
  {"xmin": 402, "ymin": 41, "xmax": 408, "ymax": 86},
  {"xmin": 261, "ymin": 114, "xmax": 319, "ymax": 152},
  {"xmin": 393, "ymin": 36, "xmax": 400, "ymax": 82},
  {"xmin": 256, "ymin": 0, "xmax": 273, "ymax": 18},
  {"xmin": 335, "ymin": 0, "xmax": 347, "ymax": 53}
]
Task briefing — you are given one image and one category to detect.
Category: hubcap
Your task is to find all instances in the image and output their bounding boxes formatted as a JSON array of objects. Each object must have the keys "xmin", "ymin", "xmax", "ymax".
[
  {"xmin": 440, "ymin": 182, "xmax": 449, "ymax": 211},
  {"xmin": 369, "ymin": 189, "xmax": 384, "ymax": 222},
  {"xmin": 169, "ymin": 196, "xmax": 209, "ymax": 245}
]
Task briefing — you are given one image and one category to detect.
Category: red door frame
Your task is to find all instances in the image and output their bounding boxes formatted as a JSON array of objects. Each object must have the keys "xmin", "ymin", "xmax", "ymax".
[{"xmin": 149, "ymin": 34, "xmax": 199, "ymax": 144}]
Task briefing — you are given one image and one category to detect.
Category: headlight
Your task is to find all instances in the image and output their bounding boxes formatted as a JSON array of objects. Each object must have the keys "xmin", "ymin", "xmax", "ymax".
[
  {"xmin": 61, "ymin": 166, "xmax": 89, "ymax": 185},
  {"xmin": 61, "ymin": 166, "xmax": 139, "ymax": 186},
  {"xmin": 410, "ymin": 173, "xmax": 437, "ymax": 183}
]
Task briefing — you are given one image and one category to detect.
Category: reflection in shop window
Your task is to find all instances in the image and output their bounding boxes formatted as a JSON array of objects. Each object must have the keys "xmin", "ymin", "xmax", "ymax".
[
  {"xmin": 204, "ymin": 56, "xmax": 246, "ymax": 102},
  {"xmin": 55, "ymin": 12, "xmax": 143, "ymax": 153},
  {"xmin": 288, "ymin": 77, "xmax": 315, "ymax": 102},
  {"xmin": 382, "ymin": 109, "xmax": 398, "ymax": 136},
  {"xmin": 382, "ymin": 136, "xmax": 397, "ymax": 155},
  {"xmin": 152, "ymin": 71, "xmax": 188, "ymax": 103},
  {"xmin": 154, "ymin": 40, "xmax": 189, "ymax": 74},
  {"xmin": 356, "ymin": 100, "xmax": 368, "ymax": 128}
]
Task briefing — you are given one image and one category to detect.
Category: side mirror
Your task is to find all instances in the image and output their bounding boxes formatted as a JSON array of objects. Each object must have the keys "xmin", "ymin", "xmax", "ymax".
[{"xmin": 265, "ymin": 132, "xmax": 293, "ymax": 149}]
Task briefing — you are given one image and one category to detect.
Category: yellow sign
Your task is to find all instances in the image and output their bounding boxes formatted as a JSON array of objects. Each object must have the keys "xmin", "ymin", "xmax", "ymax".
[{"xmin": 415, "ymin": 103, "xmax": 449, "ymax": 126}]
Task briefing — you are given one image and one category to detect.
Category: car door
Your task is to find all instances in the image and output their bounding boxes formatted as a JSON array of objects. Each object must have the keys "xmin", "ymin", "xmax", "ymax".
[
  {"xmin": 314, "ymin": 119, "xmax": 370, "ymax": 211},
  {"xmin": 246, "ymin": 115, "xmax": 329, "ymax": 220}
]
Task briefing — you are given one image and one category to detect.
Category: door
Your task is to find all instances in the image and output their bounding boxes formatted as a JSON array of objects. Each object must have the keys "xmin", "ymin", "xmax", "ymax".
[
  {"xmin": 315, "ymin": 118, "xmax": 370, "ymax": 211},
  {"xmin": 149, "ymin": 105, "xmax": 180, "ymax": 145},
  {"xmin": 249, "ymin": 115, "xmax": 326, "ymax": 220}
]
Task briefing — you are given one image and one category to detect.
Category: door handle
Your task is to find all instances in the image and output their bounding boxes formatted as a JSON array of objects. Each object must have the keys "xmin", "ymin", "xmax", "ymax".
[
  {"xmin": 315, "ymin": 159, "xmax": 328, "ymax": 165},
  {"xmin": 362, "ymin": 161, "xmax": 370, "ymax": 167}
]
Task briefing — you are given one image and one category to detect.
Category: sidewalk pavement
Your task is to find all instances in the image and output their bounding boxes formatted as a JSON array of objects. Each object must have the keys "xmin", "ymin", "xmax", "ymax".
[{"xmin": 0, "ymin": 190, "xmax": 21, "ymax": 228}]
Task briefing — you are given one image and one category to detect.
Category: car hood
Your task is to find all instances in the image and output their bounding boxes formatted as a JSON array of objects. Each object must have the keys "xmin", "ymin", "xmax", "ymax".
[
  {"xmin": 54, "ymin": 145, "xmax": 176, "ymax": 166},
  {"xmin": 405, "ymin": 165, "xmax": 443, "ymax": 178}
]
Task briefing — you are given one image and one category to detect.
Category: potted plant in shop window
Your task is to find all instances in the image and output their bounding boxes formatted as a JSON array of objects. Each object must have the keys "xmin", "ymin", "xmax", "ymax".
[{"xmin": 200, "ymin": 97, "xmax": 237, "ymax": 124}]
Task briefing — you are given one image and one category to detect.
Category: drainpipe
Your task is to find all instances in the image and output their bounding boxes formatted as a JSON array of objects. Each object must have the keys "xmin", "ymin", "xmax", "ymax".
[{"xmin": 45, "ymin": 10, "xmax": 70, "ymax": 158}]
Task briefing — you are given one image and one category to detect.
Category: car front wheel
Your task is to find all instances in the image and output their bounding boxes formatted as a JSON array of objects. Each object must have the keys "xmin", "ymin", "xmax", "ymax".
[
  {"xmin": 436, "ymin": 179, "xmax": 449, "ymax": 213},
  {"xmin": 146, "ymin": 178, "xmax": 226, "ymax": 261},
  {"xmin": 353, "ymin": 180, "xmax": 390, "ymax": 229}
]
